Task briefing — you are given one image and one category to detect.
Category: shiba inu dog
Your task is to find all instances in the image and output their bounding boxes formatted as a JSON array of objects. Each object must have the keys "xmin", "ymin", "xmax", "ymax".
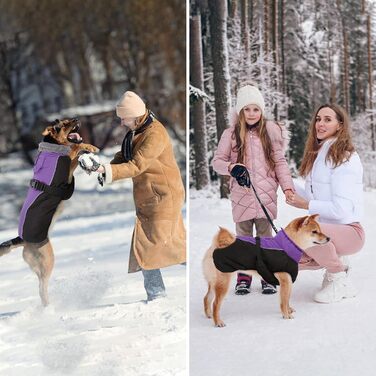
[
  {"xmin": 0, "ymin": 118, "xmax": 99, "ymax": 306},
  {"xmin": 203, "ymin": 215, "xmax": 329, "ymax": 327}
]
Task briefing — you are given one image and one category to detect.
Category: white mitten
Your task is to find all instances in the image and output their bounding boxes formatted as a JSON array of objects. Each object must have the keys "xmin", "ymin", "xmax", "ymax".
[{"xmin": 78, "ymin": 153, "xmax": 101, "ymax": 174}]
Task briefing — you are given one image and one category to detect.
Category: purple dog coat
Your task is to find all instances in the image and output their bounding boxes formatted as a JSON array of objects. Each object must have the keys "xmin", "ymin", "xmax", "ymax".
[
  {"xmin": 18, "ymin": 142, "xmax": 74, "ymax": 243},
  {"xmin": 213, "ymin": 230, "xmax": 304, "ymax": 285}
]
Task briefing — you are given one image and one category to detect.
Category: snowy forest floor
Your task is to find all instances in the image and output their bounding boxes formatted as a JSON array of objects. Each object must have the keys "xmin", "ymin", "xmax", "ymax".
[
  {"xmin": 0, "ymin": 150, "xmax": 186, "ymax": 376},
  {"xmin": 189, "ymin": 183, "xmax": 376, "ymax": 376}
]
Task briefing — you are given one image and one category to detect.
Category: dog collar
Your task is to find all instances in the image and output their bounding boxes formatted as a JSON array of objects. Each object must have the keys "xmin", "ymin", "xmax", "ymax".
[{"xmin": 38, "ymin": 142, "xmax": 71, "ymax": 155}]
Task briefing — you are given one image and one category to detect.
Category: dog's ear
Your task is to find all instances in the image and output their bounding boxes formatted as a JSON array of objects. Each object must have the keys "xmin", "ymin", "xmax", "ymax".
[
  {"xmin": 42, "ymin": 126, "xmax": 56, "ymax": 136},
  {"xmin": 308, "ymin": 214, "xmax": 319, "ymax": 223},
  {"xmin": 301, "ymin": 214, "xmax": 319, "ymax": 226},
  {"xmin": 293, "ymin": 215, "xmax": 309, "ymax": 229},
  {"xmin": 302, "ymin": 215, "xmax": 312, "ymax": 226}
]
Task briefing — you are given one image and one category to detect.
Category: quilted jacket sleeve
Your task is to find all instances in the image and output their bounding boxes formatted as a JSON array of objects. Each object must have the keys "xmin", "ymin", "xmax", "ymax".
[
  {"xmin": 212, "ymin": 128, "xmax": 233, "ymax": 176},
  {"xmin": 308, "ymin": 154, "xmax": 363, "ymax": 220}
]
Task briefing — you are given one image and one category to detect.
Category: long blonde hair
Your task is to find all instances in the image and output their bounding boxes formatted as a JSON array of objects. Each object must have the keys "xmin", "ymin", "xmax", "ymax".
[
  {"xmin": 232, "ymin": 109, "xmax": 276, "ymax": 172},
  {"xmin": 299, "ymin": 103, "xmax": 355, "ymax": 177}
]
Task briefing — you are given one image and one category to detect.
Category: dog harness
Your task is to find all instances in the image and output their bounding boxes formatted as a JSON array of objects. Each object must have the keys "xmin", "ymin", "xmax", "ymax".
[
  {"xmin": 212, "ymin": 230, "xmax": 304, "ymax": 286},
  {"xmin": 18, "ymin": 142, "xmax": 74, "ymax": 243}
]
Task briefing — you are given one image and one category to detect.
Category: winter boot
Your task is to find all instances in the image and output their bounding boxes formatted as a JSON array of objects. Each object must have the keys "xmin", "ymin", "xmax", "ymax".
[
  {"xmin": 321, "ymin": 256, "xmax": 350, "ymax": 288},
  {"xmin": 314, "ymin": 268, "xmax": 357, "ymax": 303},
  {"xmin": 261, "ymin": 280, "xmax": 277, "ymax": 295},
  {"xmin": 235, "ymin": 273, "xmax": 252, "ymax": 295}
]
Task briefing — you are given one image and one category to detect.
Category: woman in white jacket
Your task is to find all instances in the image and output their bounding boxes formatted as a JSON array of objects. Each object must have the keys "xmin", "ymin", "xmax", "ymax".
[{"xmin": 286, "ymin": 104, "xmax": 365, "ymax": 303}]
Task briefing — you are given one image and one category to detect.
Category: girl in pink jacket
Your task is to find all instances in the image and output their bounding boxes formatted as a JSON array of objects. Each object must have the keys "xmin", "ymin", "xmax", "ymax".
[{"xmin": 212, "ymin": 85, "xmax": 294, "ymax": 295}]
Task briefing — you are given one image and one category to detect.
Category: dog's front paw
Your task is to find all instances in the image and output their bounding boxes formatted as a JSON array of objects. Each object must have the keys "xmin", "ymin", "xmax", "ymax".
[
  {"xmin": 288, "ymin": 306, "xmax": 295, "ymax": 314},
  {"xmin": 214, "ymin": 319, "xmax": 226, "ymax": 327},
  {"xmin": 282, "ymin": 312, "xmax": 294, "ymax": 319},
  {"xmin": 84, "ymin": 145, "xmax": 99, "ymax": 153}
]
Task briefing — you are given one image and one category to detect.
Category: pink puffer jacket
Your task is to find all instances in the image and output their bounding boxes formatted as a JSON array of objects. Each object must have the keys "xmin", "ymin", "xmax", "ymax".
[{"xmin": 212, "ymin": 120, "xmax": 294, "ymax": 223}]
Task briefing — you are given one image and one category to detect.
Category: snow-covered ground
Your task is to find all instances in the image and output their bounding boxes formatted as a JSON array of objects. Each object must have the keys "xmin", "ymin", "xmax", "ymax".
[
  {"xmin": 0, "ymin": 150, "xmax": 186, "ymax": 376},
  {"xmin": 190, "ymin": 184, "xmax": 376, "ymax": 376}
]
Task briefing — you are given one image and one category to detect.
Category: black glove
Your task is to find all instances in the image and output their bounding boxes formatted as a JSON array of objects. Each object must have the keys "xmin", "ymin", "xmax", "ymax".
[
  {"xmin": 230, "ymin": 164, "xmax": 251, "ymax": 188},
  {"xmin": 97, "ymin": 173, "xmax": 105, "ymax": 187}
]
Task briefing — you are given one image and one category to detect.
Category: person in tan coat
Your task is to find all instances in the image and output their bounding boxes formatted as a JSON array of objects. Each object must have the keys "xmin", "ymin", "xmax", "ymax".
[{"xmin": 80, "ymin": 91, "xmax": 186, "ymax": 301}]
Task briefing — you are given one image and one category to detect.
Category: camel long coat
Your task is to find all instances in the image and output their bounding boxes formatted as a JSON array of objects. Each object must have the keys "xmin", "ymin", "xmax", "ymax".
[{"xmin": 103, "ymin": 119, "xmax": 186, "ymax": 272}]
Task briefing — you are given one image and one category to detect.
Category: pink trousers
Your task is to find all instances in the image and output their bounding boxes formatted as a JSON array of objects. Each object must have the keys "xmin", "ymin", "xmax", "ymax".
[{"xmin": 299, "ymin": 222, "xmax": 365, "ymax": 273}]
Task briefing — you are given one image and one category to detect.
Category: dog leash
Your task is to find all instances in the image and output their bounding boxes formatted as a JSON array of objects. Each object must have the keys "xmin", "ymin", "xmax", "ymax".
[{"xmin": 244, "ymin": 183, "xmax": 279, "ymax": 235}]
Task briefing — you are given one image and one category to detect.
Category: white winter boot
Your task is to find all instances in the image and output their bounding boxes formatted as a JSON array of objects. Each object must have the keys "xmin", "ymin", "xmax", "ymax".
[
  {"xmin": 321, "ymin": 256, "xmax": 350, "ymax": 288},
  {"xmin": 315, "ymin": 268, "xmax": 357, "ymax": 303}
]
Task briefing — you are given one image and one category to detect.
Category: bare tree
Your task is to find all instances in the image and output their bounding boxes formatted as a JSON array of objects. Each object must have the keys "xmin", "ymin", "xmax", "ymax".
[
  {"xmin": 190, "ymin": 10, "xmax": 210, "ymax": 189},
  {"xmin": 208, "ymin": 0, "xmax": 231, "ymax": 198},
  {"xmin": 263, "ymin": 0, "xmax": 269, "ymax": 55},
  {"xmin": 240, "ymin": 0, "xmax": 250, "ymax": 58},
  {"xmin": 336, "ymin": 0, "xmax": 350, "ymax": 113},
  {"xmin": 367, "ymin": 9, "xmax": 375, "ymax": 150},
  {"xmin": 272, "ymin": 0, "xmax": 279, "ymax": 119}
]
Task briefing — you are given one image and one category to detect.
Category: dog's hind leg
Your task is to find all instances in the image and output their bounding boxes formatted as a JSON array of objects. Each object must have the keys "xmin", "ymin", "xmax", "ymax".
[
  {"xmin": 212, "ymin": 273, "xmax": 231, "ymax": 327},
  {"xmin": 23, "ymin": 241, "xmax": 54, "ymax": 306},
  {"xmin": 274, "ymin": 272, "xmax": 294, "ymax": 319},
  {"xmin": 204, "ymin": 283, "xmax": 215, "ymax": 318}
]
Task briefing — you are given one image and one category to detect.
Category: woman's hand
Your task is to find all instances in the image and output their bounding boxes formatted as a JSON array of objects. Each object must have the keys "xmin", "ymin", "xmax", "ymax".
[
  {"xmin": 284, "ymin": 189, "xmax": 294, "ymax": 201},
  {"xmin": 286, "ymin": 192, "xmax": 309, "ymax": 210},
  {"xmin": 97, "ymin": 165, "xmax": 105, "ymax": 173}
]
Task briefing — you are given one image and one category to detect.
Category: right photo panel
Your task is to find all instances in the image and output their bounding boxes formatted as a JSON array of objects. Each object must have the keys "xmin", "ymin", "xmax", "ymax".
[{"xmin": 189, "ymin": 1, "xmax": 375, "ymax": 375}]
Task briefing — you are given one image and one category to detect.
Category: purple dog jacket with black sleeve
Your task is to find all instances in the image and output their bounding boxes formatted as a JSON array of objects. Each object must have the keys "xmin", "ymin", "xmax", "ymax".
[
  {"xmin": 18, "ymin": 142, "xmax": 74, "ymax": 244},
  {"xmin": 212, "ymin": 230, "xmax": 304, "ymax": 286}
]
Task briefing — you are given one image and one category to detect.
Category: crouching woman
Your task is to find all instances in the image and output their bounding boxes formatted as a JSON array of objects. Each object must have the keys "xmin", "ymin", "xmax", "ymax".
[{"xmin": 286, "ymin": 104, "xmax": 365, "ymax": 303}]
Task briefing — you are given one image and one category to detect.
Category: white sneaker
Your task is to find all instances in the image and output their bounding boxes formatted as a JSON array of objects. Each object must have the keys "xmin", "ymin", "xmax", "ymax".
[
  {"xmin": 315, "ymin": 270, "xmax": 357, "ymax": 303},
  {"xmin": 321, "ymin": 257, "xmax": 350, "ymax": 289}
]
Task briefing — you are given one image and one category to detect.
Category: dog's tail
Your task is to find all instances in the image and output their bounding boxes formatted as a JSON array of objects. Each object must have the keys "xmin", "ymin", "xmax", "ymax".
[
  {"xmin": 0, "ymin": 237, "xmax": 24, "ymax": 257},
  {"xmin": 203, "ymin": 227, "xmax": 235, "ymax": 283},
  {"xmin": 216, "ymin": 227, "xmax": 236, "ymax": 248}
]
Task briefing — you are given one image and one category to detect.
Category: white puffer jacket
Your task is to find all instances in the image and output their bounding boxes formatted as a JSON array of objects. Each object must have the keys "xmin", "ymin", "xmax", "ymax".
[{"xmin": 295, "ymin": 138, "xmax": 364, "ymax": 225}]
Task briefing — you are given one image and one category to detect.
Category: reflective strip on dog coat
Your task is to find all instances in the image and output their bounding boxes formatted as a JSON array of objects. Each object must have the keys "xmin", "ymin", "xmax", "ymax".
[
  {"xmin": 18, "ymin": 143, "xmax": 74, "ymax": 243},
  {"xmin": 212, "ymin": 230, "xmax": 303, "ymax": 285}
]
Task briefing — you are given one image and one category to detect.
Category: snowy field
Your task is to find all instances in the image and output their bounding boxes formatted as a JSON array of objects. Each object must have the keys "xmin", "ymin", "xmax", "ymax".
[
  {"xmin": 190, "ymin": 183, "xmax": 376, "ymax": 376},
  {"xmin": 0, "ymin": 150, "xmax": 186, "ymax": 376}
]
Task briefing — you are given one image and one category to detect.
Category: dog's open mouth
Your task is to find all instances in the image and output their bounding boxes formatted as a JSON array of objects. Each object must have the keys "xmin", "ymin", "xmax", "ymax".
[{"xmin": 67, "ymin": 124, "xmax": 83, "ymax": 144}]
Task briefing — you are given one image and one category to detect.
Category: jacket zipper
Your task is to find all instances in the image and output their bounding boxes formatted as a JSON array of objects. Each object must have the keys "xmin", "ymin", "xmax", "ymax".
[{"xmin": 249, "ymin": 130, "xmax": 258, "ymax": 217}]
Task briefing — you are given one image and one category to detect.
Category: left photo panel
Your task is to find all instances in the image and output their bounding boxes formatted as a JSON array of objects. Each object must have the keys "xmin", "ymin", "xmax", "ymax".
[{"xmin": 0, "ymin": 1, "xmax": 186, "ymax": 375}]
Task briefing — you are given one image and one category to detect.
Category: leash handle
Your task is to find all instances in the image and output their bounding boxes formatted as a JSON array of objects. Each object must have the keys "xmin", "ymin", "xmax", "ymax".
[{"xmin": 245, "ymin": 185, "xmax": 279, "ymax": 235}]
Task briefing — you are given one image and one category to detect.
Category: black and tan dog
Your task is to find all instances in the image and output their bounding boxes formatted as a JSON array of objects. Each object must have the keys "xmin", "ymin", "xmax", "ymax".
[
  {"xmin": 0, "ymin": 118, "xmax": 98, "ymax": 306},
  {"xmin": 203, "ymin": 215, "xmax": 330, "ymax": 327}
]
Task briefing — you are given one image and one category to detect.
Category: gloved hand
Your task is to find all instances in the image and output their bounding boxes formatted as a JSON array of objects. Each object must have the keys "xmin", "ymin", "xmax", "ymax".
[
  {"xmin": 97, "ymin": 173, "xmax": 105, "ymax": 187},
  {"xmin": 78, "ymin": 153, "xmax": 101, "ymax": 174},
  {"xmin": 230, "ymin": 164, "xmax": 251, "ymax": 188}
]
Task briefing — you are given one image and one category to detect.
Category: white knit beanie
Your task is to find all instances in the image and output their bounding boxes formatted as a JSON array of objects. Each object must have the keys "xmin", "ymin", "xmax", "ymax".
[
  {"xmin": 116, "ymin": 91, "xmax": 146, "ymax": 118},
  {"xmin": 235, "ymin": 85, "xmax": 265, "ymax": 115}
]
